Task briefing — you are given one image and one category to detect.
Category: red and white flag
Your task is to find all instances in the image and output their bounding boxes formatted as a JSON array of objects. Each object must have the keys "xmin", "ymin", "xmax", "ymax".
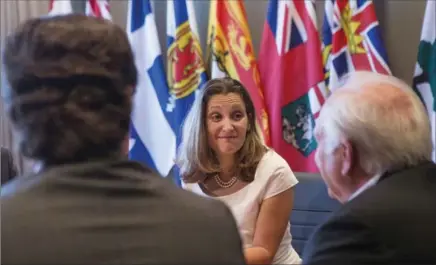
[
  {"xmin": 259, "ymin": 0, "xmax": 327, "ymax": 173},
  {"xmin": 85, "ymin": 0, "xmax": 112, "ymax": 20}
]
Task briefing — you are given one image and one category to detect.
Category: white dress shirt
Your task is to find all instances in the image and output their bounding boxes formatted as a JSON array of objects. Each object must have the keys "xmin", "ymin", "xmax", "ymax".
[{"xmin": 348, "ymin": 174, "xmax": 382, "ymax": 201}]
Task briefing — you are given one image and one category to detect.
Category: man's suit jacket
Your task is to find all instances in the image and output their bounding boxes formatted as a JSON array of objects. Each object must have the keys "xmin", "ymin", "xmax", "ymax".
[
  {"xmin": 1, "ymin": 147, "xmax": 17, "ymax": 185},
  {"xmin": 1, "ymin": 160, "xmax": 246, "ymax": 265},
  {"xmin": 303, "ymin": 162, "xmax": 436, "ymax": 265}
]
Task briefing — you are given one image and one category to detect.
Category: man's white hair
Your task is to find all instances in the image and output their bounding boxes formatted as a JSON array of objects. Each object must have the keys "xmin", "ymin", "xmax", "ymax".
[{"xmin": 317, "ymin": 71, "xmax": 432, "ymax": 175}]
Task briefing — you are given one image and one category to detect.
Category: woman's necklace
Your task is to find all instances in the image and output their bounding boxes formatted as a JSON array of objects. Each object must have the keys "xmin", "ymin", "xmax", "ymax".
[{"xmin": 214, "ymin": 174, "xmax": 237, "ymax": 188}]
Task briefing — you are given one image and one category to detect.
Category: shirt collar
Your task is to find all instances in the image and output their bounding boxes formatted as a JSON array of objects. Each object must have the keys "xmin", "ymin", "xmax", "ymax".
[{"xmin": 348, "ymin": 173, "xmax": 382, "ymax": 202}]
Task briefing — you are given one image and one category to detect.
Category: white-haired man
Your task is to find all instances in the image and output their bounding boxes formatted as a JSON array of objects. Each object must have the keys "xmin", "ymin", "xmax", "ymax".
[{"xmin": 303, "ymin": 71, "xmax": 436, "ymax": 264}]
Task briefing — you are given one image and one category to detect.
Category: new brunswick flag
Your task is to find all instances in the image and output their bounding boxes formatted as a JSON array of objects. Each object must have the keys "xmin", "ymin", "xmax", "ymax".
[{"xmin": 206, "ymin": 0, "xmax": 270, "ymax": 145}]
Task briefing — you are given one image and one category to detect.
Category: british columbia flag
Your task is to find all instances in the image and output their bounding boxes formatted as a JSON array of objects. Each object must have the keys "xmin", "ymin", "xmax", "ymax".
[{"xmin": 322, "ymin": 0, "xmax": 391, "ymax": 90}]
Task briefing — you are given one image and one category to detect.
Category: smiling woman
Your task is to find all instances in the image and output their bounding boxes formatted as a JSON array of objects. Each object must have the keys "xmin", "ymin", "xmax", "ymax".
[
  {"xmin": 177, "ymin": 78, "xmax": 267, "ymax": 184},
  {"xmin": 177, "ymin": 77, "xmax": 302, "ymax": 265}
]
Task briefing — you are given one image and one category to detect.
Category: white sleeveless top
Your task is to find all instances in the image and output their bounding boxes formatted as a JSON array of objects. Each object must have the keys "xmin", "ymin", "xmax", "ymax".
[{"xmin": 183, "ymin": 150, "xmax": 302, "ymax": 264}]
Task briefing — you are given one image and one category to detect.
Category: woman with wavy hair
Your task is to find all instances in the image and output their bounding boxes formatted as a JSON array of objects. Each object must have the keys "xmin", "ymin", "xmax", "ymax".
[{"xmin": 178, "ymin": 77, "xmax": 301, "ymax": 265}]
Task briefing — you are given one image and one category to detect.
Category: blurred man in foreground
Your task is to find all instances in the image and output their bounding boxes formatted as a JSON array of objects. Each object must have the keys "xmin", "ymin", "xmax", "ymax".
[
  {"xmin": 1, "ymin": 15, "xmax": 245, "ymax": 265},
  {"xmin": 303, "ymin": 71, "xmax": 436, "ymax": 264}
]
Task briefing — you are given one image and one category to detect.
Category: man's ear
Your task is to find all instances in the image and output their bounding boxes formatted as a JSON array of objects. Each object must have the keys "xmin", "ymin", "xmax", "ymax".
[
  {"xmin": 340, "ymin": 139, "xmax": 354, "ymax": 176},
  {"xmin": 126, "ymin": 85, "xmax": 135, "ymax": 95}
]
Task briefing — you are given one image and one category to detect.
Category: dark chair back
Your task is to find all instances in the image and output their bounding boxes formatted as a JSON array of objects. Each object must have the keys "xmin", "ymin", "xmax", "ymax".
[{"xmin": 290, "ymin": 173, "xmax": 340, "ymax": 255}]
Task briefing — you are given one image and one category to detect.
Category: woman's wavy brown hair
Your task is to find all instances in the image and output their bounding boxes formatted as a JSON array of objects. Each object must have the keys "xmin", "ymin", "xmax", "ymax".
[
  {"xmin": 2, "ymin": 15, "xmax": 137, "ymax": 165},
  {"xmin": 176, "ymin": 77, "xmax": 268, "ymax": 183}
]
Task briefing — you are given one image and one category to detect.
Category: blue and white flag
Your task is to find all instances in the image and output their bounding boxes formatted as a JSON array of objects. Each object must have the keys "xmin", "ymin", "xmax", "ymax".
[
  {"xmin": 166, "ymin": 0, "xmax": 207, "ymax": 184},
  {"xmin": 166, "ymin": 0, "xmax": 207, "ymax": 143},
  {"xmin": 127, "ymin": 0, "xmax": 176, "ymax": 177}
]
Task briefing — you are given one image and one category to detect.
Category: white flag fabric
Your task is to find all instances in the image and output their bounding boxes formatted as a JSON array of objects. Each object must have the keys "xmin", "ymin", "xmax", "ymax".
[
  {"xmin": 166, "ymin": 0, "xmax": 207, "ymax": 185},
  {"xmin": 48, "ymin": 0, "xmax": 73, "ymax": 16}
]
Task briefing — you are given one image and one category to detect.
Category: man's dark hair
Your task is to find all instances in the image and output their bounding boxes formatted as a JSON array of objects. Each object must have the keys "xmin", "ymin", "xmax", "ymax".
[{"xmin": 2, "ymin": 14, "xmax": 137, "ymax": 165}]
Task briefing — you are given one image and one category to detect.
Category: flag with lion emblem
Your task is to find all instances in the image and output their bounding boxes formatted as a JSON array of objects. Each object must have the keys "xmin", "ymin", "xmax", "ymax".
[
  {"xmin": 207, "ymin": 0, "xmax": 270, "ymax": 145},
  {"xmin": 166, "ymin": 0, "xmax": 207, "ymax": 185}
]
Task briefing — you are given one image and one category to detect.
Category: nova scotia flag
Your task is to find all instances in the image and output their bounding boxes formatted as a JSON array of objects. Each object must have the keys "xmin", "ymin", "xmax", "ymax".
[
  {"xmin": 127, "ymin": 0, "xmax": 176, "ymax": 177},
  {"xmin": 167, "ymin": 0, "xmax": 207, "ymax": 185}
]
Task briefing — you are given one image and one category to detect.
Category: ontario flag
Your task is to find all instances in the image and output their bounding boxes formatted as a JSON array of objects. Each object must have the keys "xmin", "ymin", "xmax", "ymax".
[
  {"xmin": 166, "ymin": 0, "xmax": 207, "ymax": 185},
  {"xmin": 48, "ymin": 0, "xmax": 73, "ymax": 16},
  {"xmin": 413, "ymin": 0, "xmax": 436, "ymax": 161},
  {"xmin": 322, "ymin": 0, "xmax": 391, "ymax": 90},
  {"xmin": 85, "ymin": 0, "xmax": 112, "ymax": 20},
  {"xmin": 207, "ymin": 0, "xmax": 270, "ymax": 145},
  {"xmin": 259, "ymin": 0, "xmax": 327, "ymax": 173}
]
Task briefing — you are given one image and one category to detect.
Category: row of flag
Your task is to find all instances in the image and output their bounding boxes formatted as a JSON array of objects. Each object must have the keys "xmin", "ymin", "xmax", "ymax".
[{"xmin": 48, "ymin": 0, "xmax": 435, "ymax": 182}]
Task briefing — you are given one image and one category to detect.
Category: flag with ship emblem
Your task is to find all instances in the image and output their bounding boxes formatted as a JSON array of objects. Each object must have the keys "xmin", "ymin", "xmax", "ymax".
[
  {"xmin": 259, "ymin": 0, "xmax": 327, "ymax": 173},
  {"xmin": 322, "ymin": 0, "xmax": 391, "ymax": 90},
  {"xmin": 413, "ymin": 0, "xmax": 436, "ymax": 161},
  {"xmin": 207, "ymin": 0, "xmax": 270, "ymax": 145}
]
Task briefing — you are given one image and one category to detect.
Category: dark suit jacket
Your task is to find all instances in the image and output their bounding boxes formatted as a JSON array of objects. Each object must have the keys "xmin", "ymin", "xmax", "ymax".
[
  {"xmin": 1, "ymin": 160, "xmax": 246, "ymax": 265},
  {"xmin": 303, "ymin": 162, "xmax": 436, "ymax": 265},
  {"xmin": 1, "ymin": 147, "xmax": 17, "ymax": 185}
]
